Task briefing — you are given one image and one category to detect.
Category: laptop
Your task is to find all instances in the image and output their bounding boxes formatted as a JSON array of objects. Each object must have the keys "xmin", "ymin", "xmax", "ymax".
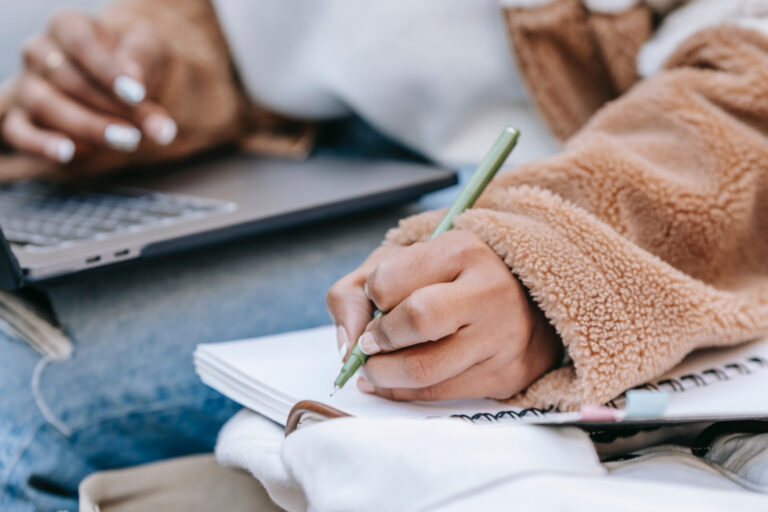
[{"xmin": 0, "ymin": 154, "xmax": 457, "ymax": 289}]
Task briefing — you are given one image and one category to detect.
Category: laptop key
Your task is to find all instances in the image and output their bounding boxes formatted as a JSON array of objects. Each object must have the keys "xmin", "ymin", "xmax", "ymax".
[{"xmin": 0, "ymin": 181, "xmax": 233, "ymax": 249}]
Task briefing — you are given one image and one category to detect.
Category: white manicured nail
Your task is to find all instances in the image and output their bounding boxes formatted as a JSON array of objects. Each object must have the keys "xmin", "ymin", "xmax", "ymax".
[
  {"xmin": 362, "ymin": 282, "xmax": 370, "ymax": 299},
  {"xmin": 144, "ymin": 114, "xmax": 177, "ymax": 145},
  {"xmin": 44, "ymin": 138, "xmax": 75, "ymax": 164},
  {"xmin": 337, "ymin": 325, "xmax": 349, "ymax": 361},
  {"xmin": 105, "ymin": 125, "xmax": 141, "ymax": 152},
  {"xmin": 113, "ymin": 75, "xmax": 146, "ymax": 104},
  {"xmin": 358, "ymin": 332, "xmax": 380, "ymax": 356}
]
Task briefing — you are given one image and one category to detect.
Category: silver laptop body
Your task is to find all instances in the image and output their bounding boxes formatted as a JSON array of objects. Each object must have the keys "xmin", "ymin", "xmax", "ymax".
[{"xmin": 0, "ymin": 155, "xmax": 456, "ymax": 289}]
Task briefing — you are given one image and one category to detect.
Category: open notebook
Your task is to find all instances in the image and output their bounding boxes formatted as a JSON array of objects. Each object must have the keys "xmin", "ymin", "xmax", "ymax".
[{"xmin": 194, "ymin": 325, "xmax": 768, "ymax": 428}]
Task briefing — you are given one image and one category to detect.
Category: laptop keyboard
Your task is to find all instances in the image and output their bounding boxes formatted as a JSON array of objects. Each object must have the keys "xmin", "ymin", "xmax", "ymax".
[{"xmin": 0, "ymin": 182, "xmax": 235, "ymax": 249}]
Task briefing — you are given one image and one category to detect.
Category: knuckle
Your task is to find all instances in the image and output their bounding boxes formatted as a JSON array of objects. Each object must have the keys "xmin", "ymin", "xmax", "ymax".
[
  {"xmin": 325, "ymin": 283, "xmax": 342, "ymax": 308},
  {"xmin": 49, "ymin": 10, "xmax": 81, "ymax": 33},
  {"xmin": 137, "ymin": 23, "xmax": 166, "ymax": 51},
  {"xmin": 366, "ymin": 263, "xmax": 390, "ymax": 307},
  {"xmin": 453, "ymin": 231, "xmax": 488, "ymax": 262},
  {"xmin": 402, "ymin": 354, "xmax": 437, "ymax": 386},
  {"xmin": 21, "ymin": 75, "xmax": 47, "ymax": 108},
  {"xmin": 21, "ymin": 37, "xmax": 42, "ymax": 66},
  {"xmin": 413, "ymin": 385, "xmax": 439, "ymax": 402},
  {"xmin": 402, "ymin": 293, "xmax": 431, "ymax": 335},
  {"xmin": 325, "ymin": 282, "xmax": 352, "ymax": 317},
  {"xmin": 373, "ymin": 321, "xmax": 396, "ymax": 351},
  {"xmin": 67, "ymin": 33, "xmax": 90, "ymax": 55}
]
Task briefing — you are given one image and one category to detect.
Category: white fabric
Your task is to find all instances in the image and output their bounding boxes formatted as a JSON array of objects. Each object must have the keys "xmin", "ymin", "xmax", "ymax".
[
  {"xmin": 582, "ymin": 0, "xmax": 638, "ymax": 13},
  {"xmin": 214, "ymin": 0, "xmax": 768, "ymax": 164},
  {"xmin": 216, "ymin": 410, "xmax": 768, "ymax": 511},
  {"xmin": 499, "ymin": 0, "xmax": 683, "ymax": 13},
  {"xmin": 638, "ymin": 0, "xmax": 768, "ymax": 77},
  {"xmin": 644, "ymin": 0, "xmax": 686, "ymax": 14},
  {"xmin": 212, "ymin": 0, "xmax": 558, "ymax": 166},
  {"xmin": 498, "ymin": 0, "xmax": 557, "ymax": 7}
]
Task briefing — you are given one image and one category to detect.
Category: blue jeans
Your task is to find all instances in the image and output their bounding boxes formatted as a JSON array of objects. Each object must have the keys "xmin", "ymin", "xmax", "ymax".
[
  {"xmin": 0, "ymin": 183, "xmax": 456, "ymax": 511},
  {"xmin": 0, "ymin": 114, "xmax": 454, "ymax": 511}
]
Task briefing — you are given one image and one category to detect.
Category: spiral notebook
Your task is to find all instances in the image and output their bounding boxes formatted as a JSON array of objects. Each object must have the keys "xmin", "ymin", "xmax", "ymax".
[{"xmin": 194, "ymin": 325, "xmax": 768, "ymax": 428}]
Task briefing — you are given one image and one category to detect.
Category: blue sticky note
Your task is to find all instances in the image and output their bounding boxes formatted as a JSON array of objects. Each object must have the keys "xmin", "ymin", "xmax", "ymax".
[{"xmin": 624, "ymin": 390, "xmax": 669, "ymax": 419}]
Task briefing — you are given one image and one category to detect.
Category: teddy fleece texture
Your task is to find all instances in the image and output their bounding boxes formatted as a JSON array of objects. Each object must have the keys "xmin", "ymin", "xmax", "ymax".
[
  {"xmin": 386, "ymin": 25, "xmax": 768, "ymax": 410},
  {"xmin": 2, "ymin": 0, "xmax": 768, "ymax": 410},
  {"xmin": 503, "ymin": 0, "xmax": 652, "ymax": 140}
]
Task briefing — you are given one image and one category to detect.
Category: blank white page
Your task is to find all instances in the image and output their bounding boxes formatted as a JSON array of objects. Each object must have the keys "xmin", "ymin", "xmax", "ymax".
[
  {"xmin": 196, "ymin": 327, "xmax": 768, "ymax": 424},
  {"xmin": 659, "ymin": 338, "xmax": 768, "ymax": 418},
  {"xmin": 195, "ymin": 325, "xmax": 535, "ymax": 424}
]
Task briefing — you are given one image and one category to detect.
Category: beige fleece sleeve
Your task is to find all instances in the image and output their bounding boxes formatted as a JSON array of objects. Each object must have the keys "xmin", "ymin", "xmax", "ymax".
[{"xmin": 386, "ymin": 26, "xmax": 768, "ymax": 411}]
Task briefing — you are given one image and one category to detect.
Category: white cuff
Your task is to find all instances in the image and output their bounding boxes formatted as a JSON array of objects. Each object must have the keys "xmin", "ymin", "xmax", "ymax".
[
  {"xmin": 582, "ymin": 0, "xmax": 638, "ymax": 14},
  {"xmin": 638, "ymin": 0, "xmax": 768, "ymax": 78},
  {"xmin": 499, "ymin": 0, "xmax": 671, "ymax": 12},
  {"xmin": 498, "ymin": 0, "xmax": 557, "ymax": 7}
]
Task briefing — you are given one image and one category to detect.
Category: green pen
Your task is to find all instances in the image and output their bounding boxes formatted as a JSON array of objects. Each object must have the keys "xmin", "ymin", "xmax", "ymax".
[{"xmin": 332, "ymin": 124, "xmax": 521, "ymax": 394}]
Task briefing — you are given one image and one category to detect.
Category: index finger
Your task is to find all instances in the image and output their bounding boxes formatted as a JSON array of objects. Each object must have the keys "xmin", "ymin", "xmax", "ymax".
[
  {"xmin": 365, "ymin": 231, "xmax": 490, "ymax": 313},
  {"xmin": 326, "ymin": 274, "xmax": 375, "ymax": 360},
  {"xmin": 48, "ymin": 11, "xmax": 146, "ymax": 105},
  {"xmin": 326, "ymin": 245, "xmax": 403, "ymax": 359},
  {"xmin": 360, "ymin": 282, "xmax": 473, "ymax": 355},
  {"xmin": 114, "ymin": 23, "xmax": 170, "ymax": 98}
]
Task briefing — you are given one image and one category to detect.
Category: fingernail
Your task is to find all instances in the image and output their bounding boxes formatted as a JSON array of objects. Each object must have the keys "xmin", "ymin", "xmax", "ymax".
[
  {"xmin": 105, "ymin": 124, "xmax": 142, "ymax": 152},
  {"xmin": 113, "ymin": 75, "xmax": 146, "ymax": 104},
  {"xmin": 357, "ymin": 377, "xmax": 375, "ymax": 394},
  {"xmin": 363, "ymin": 282, "xmax": 372, "ymax": 301},
  {"xmin": 44, "ymin": 137, "xmax": 75, "ymax": 164},
  {"xmin": 358, "ymin": 332, "xmax": 380, "ymax": 356},
  {"xmin": 337, "ymin": 325, "xmax": 349, "ymax": 362},
  {"xmin": 143, "ymin": 114, "xmax": 177, "ymax": 145}
]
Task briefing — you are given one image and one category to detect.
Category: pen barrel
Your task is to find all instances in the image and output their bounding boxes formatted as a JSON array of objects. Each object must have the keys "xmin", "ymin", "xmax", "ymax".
[
  {"xmin": 334, "ymin": 309, "xmax": 384, "ymax": 389},
  {"xmin": 334, "ymin": 344, "xmax": 368, "ymax": 389},
  {"xmin": 430, "ymin": 126, "xmax": 519, "ymax": 237}
]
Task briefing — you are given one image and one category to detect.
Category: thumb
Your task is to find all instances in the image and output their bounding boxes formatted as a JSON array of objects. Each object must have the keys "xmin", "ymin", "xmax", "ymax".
[
  {"xmin": 327, "ymin": 280, "xmax": 375, "ymax": 362},
  {"xmin": 326, "ymin": 246, "xmax": 404, "ymax": 361}
]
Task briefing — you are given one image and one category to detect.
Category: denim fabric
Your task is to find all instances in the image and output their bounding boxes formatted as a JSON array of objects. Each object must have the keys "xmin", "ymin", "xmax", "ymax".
[
  {"xmin": 0, "ymin": 114, "xmax": 456, "ymax": 511},
  {"xmin": 0, "ymin": 200, "xmax": 451, "ymax": 512}
]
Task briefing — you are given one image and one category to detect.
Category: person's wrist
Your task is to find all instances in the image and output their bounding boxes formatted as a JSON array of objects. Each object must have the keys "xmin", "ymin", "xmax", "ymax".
[{"xmin": 519, "ymin": 287, "xmax": 563, "ymax": 390}]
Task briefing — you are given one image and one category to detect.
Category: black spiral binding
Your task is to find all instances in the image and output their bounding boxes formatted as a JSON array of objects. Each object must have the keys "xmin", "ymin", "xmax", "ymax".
[
  {"xmin": 450, "ymin": 405, "xmax": 558, "ymax": 422},
  {"xmin": 449, "ymin": 355, "xmax": 768, "ymax": 422},
  {"xmin": 605, "ymin": 355, "xmax": 768, "ymax": 409}
]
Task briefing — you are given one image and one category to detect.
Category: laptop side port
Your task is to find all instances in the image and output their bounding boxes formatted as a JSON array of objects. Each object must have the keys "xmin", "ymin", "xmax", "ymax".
[
  {"xmin": 85, "ymin": 255, "xmax": 101, "ymax": 264},
  {"xmin": 114, "ymin": 249, "xmax": 130, "ymax": 257}
]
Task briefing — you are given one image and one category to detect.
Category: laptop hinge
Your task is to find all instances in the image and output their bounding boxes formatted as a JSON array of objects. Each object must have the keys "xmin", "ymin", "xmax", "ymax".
[{"xmin": 0, "ymin": 228, "xmax": 24, "ymax": 290}]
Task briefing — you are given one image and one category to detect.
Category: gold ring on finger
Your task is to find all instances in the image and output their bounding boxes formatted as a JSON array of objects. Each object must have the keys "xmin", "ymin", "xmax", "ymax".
[{"xmin": 44, "ymin": 50, "xmax": 65, "ymax": 72}]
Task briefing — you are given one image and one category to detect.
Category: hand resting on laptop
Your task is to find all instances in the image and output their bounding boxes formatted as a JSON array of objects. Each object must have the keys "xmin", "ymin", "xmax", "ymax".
[{"xmin": 0, "ymin": 2, "xmax": 250, "ymax": 178}]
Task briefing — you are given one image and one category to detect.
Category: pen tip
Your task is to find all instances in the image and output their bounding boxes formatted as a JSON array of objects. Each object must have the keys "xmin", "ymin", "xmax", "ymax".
[{"xmin": 330, "ymin": 385, "xmax": 340, "ymax": 397}]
